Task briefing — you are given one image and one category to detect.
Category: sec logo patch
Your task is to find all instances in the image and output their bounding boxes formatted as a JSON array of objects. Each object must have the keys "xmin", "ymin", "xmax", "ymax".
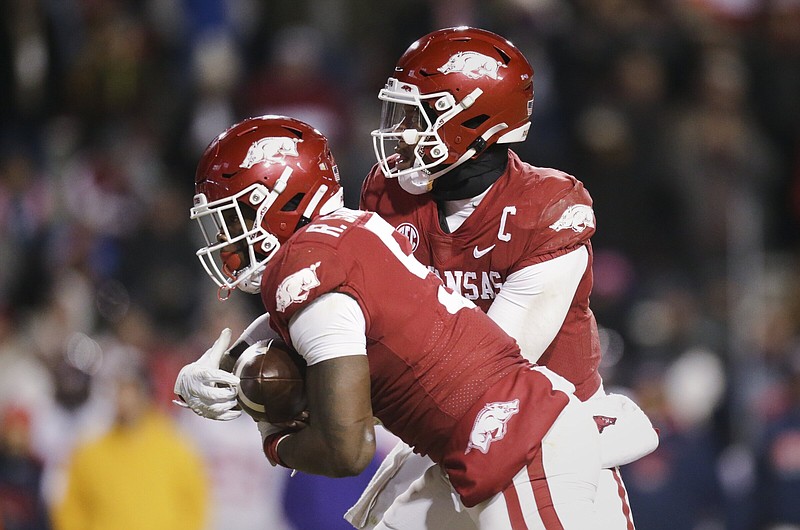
[{"xmin": 395, "ymin": 223, "xmax": 419, "ymax": 252}]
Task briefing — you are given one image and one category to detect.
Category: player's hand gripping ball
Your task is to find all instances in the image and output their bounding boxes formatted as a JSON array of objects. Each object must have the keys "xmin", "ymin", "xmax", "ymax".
[{"xmin": 232, "ymin": 339, "xmax": 308, "ymax": 423}]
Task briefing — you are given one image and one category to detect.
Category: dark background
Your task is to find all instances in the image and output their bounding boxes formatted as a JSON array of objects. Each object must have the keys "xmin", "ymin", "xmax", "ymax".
[{"xmin": 1, "ymin": 1, "xmax": 799, "ymax": 529}]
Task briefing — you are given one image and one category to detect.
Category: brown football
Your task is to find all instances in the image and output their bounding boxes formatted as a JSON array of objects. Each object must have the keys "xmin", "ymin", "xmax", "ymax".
[{"xmin": 232, "ymin": 338, "xmax": 307, "ymax": 423}]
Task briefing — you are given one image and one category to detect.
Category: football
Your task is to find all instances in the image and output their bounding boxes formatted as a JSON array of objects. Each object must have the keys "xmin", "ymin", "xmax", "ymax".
[{"xmin": 232, "ymin": 338, "xmax": 308, "ymax": 423}]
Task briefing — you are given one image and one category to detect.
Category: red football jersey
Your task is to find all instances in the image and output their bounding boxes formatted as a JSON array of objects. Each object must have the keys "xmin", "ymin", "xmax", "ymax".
[
  {"xmin": 360, "ymin": 150, "xmax": 602, "ymax": 400},
  {"xmin": 261, "ymin": 209, "xmax": 570, "ymax": 506}
]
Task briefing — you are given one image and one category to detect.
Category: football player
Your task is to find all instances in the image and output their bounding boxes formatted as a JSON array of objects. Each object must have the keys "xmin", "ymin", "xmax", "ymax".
[
  {"xmin": 346, "ymin": 27, "xmax": 659, "ymax": 530},
  {"xmin": 174, "ymin": 27, "xmax": 660, "ymax": 529},
  {"xmin": 176, "ymin": 115, "xmax": 603, "ymax": 528}
]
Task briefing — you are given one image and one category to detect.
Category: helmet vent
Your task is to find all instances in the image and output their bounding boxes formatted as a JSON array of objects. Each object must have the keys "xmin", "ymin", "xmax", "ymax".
[
  {"xmin": 281, "ymin": 193, "xmax": 305, "ymax": 211},
  {"xmin": 462, "ymin": 114, "xmax": 489, "ymax": 130},
  {"xmin": 280, "ymin": 125, "xmax": 304, "ymax": 139},
  {"xmin": 494, "ymin": 46, "xmax": 511, "ymax": 65},
  {"xmin": 236, "ymin": 126, "xmax": 260, "ymax": 137}
]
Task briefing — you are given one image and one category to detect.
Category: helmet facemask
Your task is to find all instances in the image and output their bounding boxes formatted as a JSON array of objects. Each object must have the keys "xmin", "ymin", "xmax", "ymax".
[
  {"xmin": 191, "ymin": 183, "xmax": 280, "ymax": 296},
  {"xmin": 372, "ymin": 78, "xmax": 476, "ymax": 193},
  {"xmin": 372, "ymin": 77, "xmax": 518, "ymax": 194}
]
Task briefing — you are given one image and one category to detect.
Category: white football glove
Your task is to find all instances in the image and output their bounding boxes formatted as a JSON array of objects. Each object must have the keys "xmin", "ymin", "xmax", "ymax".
[
  {"xmin": 173, "ymin": 328, "xmax": 242, "ymax": 421},
  {"xmin": 588, "ymin": 392, "xmax": 660, "ymax": 468}
]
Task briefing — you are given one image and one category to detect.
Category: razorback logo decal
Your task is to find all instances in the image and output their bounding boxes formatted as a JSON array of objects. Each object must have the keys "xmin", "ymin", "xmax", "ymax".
[
  {"xmin": 549, "ymin": 204, "xmax": 595, "ymax": 233},
  {"xmin": 466, "ymin": 399, "xmax": 520, "ymax": 454},
  {"xmin": 240, "ymin": 137, "xmax": 301, "ymax": 169},
  {"xmin": 593, "ymin": 415, "xmax": 617, "ymax": 433},
  {"xmin": 438, "ymin": 52, "xmax": 506, "ymax": 80},
  {"xmin": 275, "ymin": 262, "xmax": 321, "ymax": 313}
]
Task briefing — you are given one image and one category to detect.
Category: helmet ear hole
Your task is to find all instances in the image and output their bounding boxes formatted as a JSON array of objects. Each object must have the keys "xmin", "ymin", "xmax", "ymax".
[
  {"xmin": 281, "ymin": 193, "xmax": 305, "ymax": 212},
  {"xmin": 462, "ymin": 115, "xmax": 489, "ymax": 130}
]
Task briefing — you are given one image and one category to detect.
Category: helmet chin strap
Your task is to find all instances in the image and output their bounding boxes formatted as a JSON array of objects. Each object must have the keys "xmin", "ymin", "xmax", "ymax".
[
  {"xmin": 429, "ymin": 145, "xmax": 479, "ymax": 180},
  {"xmin": 219, "ymin": 246, "xmax": 268, "ymax": 296},
  {"xmin": 398, "ymin": 145, "xmax": 482, "ymax": 195},
  {"xmin": 398, "ymin": 171, "xmax": 434, "ymax": 195},
  {"xmin": 216, "ymin": 262, "xmax": 264, "ymax": 299},
  {"xmin": 407, "ymin": 122, "xmax": 510, "ymax": 192}
]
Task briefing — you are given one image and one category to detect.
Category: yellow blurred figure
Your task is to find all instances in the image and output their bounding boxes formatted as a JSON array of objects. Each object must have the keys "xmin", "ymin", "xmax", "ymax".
[{"xmin": 53, "ymin": 368, "xmax": 208, "ymax": 530}]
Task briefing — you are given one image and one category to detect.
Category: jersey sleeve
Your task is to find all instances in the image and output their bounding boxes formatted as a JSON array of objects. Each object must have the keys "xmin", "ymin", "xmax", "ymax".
[
  {"xmin": 287, "ymin": 292, "xmax": 367, "ymax": 366},
  {"xmin": 262, "ymin": 242, "xmax": 352, "ymax": 332},
  {"xmin": 359, "ymin": 164, "xmax": 385, "ymax": 211},
  {"xmin": 513, "ymin": 172, "xmax": 596, "ymax": 271}
]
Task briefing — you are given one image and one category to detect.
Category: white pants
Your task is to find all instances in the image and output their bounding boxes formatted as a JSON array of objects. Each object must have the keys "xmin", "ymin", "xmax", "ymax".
[
  {"xmin": 366, "ymin": 395, "xmax": 600, "ymax": 530},
  {"xmin": 346, "ymin": 388, "xmax": 655, "ymax": 529}
]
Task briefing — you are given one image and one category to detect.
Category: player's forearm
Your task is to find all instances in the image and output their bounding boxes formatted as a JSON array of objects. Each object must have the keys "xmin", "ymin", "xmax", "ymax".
[
  {"xmin": 279, "ymin": 300, "xmax": 375, "ymax": 475},
  {"xmin": 275, "ymin": 420, "xmax": 376, "ymax": 477},
  {"xmin": 274, "ymin": 354, "xmax": 376, "ymax": 476}
]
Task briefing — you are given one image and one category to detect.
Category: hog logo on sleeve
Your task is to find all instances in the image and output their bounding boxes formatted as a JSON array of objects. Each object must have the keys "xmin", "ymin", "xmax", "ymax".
[
  {"xmin": 465, "ymin": 399, "xmax": 520, "ymax": 454},
  {"xmin": 275, "ymin": 262, "xmax": 321, "ymax": 313},
  {"xmin": 240, "ymin": 137, "xmax": 301, "ymax": 169},
  {"xmin": 438, "ymin": 52, "xmax": 506, "ymax": 80},
  {"xmin": 548, "ymin": 204, "xmax": 595, "ymax": 233},
  {"xmin": 593, "ymin": 415, "xmax": 617, "ymax": 434}
]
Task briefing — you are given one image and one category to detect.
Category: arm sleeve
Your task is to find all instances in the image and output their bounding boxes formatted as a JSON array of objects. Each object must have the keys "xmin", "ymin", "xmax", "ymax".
[
  {"xmin": 237, "ymin": 312, "xmax": 279, "ymax": 345},
  {"xmin": 486, "ymin": 246, "xmax": 588, "ymax": 363},
  {"xmin": 288, "ymin": 292, "xmax": 367, "ymax": 366},
  {"xmin": 224, "ymin": 312, "xmax": 281, "ymax": 368}
]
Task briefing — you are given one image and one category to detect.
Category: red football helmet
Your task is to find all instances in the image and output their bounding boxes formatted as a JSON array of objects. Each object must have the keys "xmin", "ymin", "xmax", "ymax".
[
  {"xmin": 191, "ymin": 115, "xmax": 343, "ymax": 295},
  {"xmin": 372, "ymin": 27, "xmax": 534, "ymax": 193}
]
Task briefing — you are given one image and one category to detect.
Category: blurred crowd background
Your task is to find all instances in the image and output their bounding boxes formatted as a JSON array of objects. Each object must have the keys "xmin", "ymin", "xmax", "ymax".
[{"xmin": 0, "ymin": 0, "xmax": 799, "ymax": 529}]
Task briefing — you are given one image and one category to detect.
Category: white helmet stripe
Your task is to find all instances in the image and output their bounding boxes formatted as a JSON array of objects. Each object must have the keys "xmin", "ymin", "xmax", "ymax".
[
  {"xmin": 302, "ymin": 184, "xmax": 329, "ymax": 219},
  {"xmin": 255, "ymin": 165, "xmax": 293, "ymax": 228}
]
